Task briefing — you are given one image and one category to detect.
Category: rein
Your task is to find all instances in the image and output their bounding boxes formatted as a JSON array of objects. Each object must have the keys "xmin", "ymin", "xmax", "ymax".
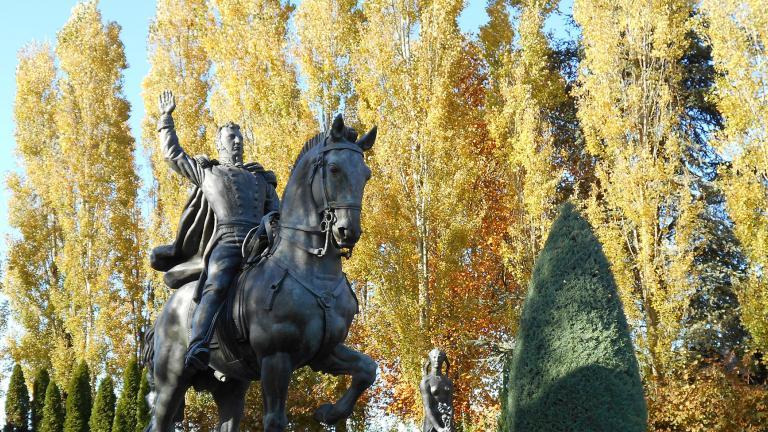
[{"xmin": 279, "ymin": 141, "xmax": 363, "ymax": 259}]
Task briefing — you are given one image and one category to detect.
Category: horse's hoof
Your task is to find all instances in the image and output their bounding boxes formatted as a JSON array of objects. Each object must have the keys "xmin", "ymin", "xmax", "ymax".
[{"xmin": 313, "ymin": 403, "xmax": 338, "ymax": 425}]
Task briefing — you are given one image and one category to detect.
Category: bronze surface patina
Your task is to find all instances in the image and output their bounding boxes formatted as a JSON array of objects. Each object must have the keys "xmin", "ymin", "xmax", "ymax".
[
  {"xmin": 420, "ymin": 349, "xmax": 455, "ymax": 432},
  {"xmin": 144, "ymin": 90, "xmax": 378, "ymax": 432}
]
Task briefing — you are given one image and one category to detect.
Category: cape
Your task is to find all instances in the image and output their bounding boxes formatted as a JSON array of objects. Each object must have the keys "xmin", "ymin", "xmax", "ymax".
[{"xmin": 149, "ymin": 157, "xmax": 278, "ymax": 300}]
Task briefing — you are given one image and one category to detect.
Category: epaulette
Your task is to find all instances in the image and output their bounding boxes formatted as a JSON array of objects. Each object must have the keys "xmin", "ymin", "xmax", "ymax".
[
  {"xmin": 243, "ymin": 161, "xmax": 265, "ymax": 172},
  {"xmin": 244, "ymin": 162, "xmax": 278, "ymax": 187},
  {"xmin": 262, "ymin": 170, "xmax": 278, "ymax": 187},
  {"xmin": 193, "ymin": 155, "xmax": 219, "ymax": 168}
]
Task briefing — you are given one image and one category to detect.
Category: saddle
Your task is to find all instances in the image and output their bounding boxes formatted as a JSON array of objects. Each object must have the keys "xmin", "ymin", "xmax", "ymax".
[
  {"xmin": 186, "ymin": 260, "xmax": 286, "ymax": 380},
  {"xmin": 241, "ymin": 211, "xmax": 280, "ymax": 266},
  {"xmin": 191, "ymin": 253, "xmax": 359, "ymax": 380}
]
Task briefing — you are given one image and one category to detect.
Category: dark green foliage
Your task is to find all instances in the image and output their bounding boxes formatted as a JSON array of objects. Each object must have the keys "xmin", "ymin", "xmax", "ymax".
[
  {"xmin": 5, "ymin": 364, "xmax": 30, "ymax": 432},
  {"xmin": 505, "ymin": 203, "xmax": 647, "ymax": 431},
  {"xmin": 40, "ymin": 381, "xmax": 64, "ymax": 432},
  {"xmin": 134, "ymin": 369, "xmax": 150, "ymax": 432},
  {"xmin": 89, "ymin": 376, "xmax": 116, "ymax": 432},
  {"xmin": 63, "ymin": 362, "xmax": 91, "ymax": 432},
  {"xmin": 497, "ymin": 358, "xmax": 511, "ymax": 432},
  {"xmin": 31, "ymin": 369, "xmax": 50, "ymax": 432},
  {"xmin": 112, "ymin": 359, "xmax": 139, "ymax": 432}
]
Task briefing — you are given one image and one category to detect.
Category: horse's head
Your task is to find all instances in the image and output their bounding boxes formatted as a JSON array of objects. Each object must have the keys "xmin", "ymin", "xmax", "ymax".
[
  {"xmin": 281, "ymin": 115, "xmax": 376, "ymax": 256},
  {"xmin": 310, "ymin": 115, "xmax": 375, "ymax": 250}
]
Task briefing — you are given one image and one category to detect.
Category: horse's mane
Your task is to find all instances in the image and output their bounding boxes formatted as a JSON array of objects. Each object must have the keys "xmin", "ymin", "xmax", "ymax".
[{"xmin": 291, "ymin": 131, "xmax": 326, "ymax": 173}]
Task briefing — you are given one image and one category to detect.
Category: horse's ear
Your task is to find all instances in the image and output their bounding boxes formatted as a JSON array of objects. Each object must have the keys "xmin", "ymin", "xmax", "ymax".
[
  {"xmin": 331, "ymin": 114, "xmax": 345, "ymax": 140},
  {"xmin": 356, "ymin": 126, "xmax": 377, "ymax": 151}
]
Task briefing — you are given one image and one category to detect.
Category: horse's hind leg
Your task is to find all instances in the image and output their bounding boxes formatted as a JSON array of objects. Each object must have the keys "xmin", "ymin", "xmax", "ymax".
[
  {"xmin": 149, "ymin": 344, "xmax": 190, "ymax": 432},
  {"xmin": 310, "ymin": 344, "xmax": 377, "ymax": 426},
  {"xmin": 150, "ymin": 373, "xmax": 188, "ymax": 431},
  {"xmin": 211, "ymin": 379, "xmax": 250, "ymax": 432},
  {"xmin": 261, "ymin": 352, "xmax": 292, "ymax": 432}
]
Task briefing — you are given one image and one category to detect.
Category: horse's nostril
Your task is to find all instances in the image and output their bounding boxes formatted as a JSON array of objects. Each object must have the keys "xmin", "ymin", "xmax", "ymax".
[{"xmin": 338, "ymin": 226, "xmax": 347, "ymax": 239}]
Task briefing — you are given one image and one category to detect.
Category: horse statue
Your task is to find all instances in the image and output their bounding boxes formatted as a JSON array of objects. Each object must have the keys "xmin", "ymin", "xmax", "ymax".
[{"xmin": 144, "ymin": 115, "xmax": 378, "ymax": 432}]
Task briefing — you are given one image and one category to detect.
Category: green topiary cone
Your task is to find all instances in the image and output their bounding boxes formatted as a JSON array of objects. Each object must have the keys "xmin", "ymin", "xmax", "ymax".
[{"xmin": 506, "ymin": 203, "xmax": 647, "ymax": 431}]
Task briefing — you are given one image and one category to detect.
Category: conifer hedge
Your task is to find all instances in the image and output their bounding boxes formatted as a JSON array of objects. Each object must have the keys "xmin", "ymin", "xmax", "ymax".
[
  {"xmin": 63, "ymin": 362, "xmax": 91, "ymax": 432},
  {"xmin": 112, "ymin": 359, "xmax": 139, "ymax": 432},
  {"xmin": 89, "ymin": 376, "xmax": 116, "ymax": 432},
  {"xmin": 40, "ymin": 381, "xmax": 64, "ymax": 432},
  {"xmin": 505, "ymin": 203, "xmax": 647, "ymax": 431},
  {"xmin": 31, "ymin": 369, "xmax": 50, "ymax": 432},
  {"xmin": 5, "ymin": 364, "xmax": 29, "ymax": 432},
  {"xmin": 134, "ymin": 369, "xmax": 150, "ymax": 432}
]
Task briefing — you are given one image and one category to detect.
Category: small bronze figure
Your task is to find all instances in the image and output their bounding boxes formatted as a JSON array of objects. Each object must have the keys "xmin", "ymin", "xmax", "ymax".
[{"xmin": 420, "ymin": 349, "xmax": 455, "ymax": 432}]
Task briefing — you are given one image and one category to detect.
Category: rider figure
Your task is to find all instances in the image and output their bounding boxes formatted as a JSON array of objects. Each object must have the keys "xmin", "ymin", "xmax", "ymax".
[{"xmin": 157, "ymin": 90, "xmax": 280, "ymax": 375}]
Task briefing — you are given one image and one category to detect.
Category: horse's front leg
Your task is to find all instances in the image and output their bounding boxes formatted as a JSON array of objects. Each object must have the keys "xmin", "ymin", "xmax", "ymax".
[
  {"xmin": 310, "ymin": 344, "xmax": 377, "ymax": 426},
  {"xmin": 261, "ymin": 352, "xmax": 292, "ymax": 432}
]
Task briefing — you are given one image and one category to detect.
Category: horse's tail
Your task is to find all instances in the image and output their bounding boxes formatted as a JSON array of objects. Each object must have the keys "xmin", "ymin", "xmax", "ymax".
[
  {"xmin": 141, "ymin": 324, "xmax": 155, "ymax": 369},
  {"xmin": 141, "ymin": 323, "xmax": 156, "ymax": 413}
]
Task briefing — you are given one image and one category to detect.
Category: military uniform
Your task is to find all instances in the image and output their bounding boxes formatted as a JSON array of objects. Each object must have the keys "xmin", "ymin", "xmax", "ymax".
[{"xmin": 158, "ymin": 113, "xmax": 279, "ymax": 371}]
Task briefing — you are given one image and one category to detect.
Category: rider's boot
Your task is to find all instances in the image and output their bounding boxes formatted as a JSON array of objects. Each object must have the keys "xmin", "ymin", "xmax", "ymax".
[{"xmin": 184, "ymin": 293, "xmax": 221, "ymax": 375}]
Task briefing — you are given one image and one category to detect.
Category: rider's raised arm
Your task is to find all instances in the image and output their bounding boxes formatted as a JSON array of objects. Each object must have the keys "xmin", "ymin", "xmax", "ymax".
[{"xmin": 157, "ymin": 90, "xmax": 204, "ymax": 186}]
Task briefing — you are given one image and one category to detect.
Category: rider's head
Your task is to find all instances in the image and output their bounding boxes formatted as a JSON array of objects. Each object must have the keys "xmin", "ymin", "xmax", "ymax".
[{"xmin": 217, "ymin": 122, "xmax": 244, "ymax": 165}]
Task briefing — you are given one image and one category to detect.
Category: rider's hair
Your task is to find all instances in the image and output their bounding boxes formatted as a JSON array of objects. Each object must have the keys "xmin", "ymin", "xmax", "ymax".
[{"xmin": 216, "ymin": 122, "xmax": 241, "ymax": 149}]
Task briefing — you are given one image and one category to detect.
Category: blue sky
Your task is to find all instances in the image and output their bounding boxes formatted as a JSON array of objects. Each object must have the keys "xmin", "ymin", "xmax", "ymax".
[
  {"xmin": 0, "ymin": 0, "xmax": 574, "ymax": 260},
  {"xmin": 0, "ymin": 0, "xmax": 491, "ymax": 261},
  {"xmin": 0, "ymin": 1, "xmax": 157, "ymax": 259}
]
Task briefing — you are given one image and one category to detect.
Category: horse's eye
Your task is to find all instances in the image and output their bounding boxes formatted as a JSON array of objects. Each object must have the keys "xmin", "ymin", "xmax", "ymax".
[{"xmin": 329, "ymin": 164, "xmax": 340, "ymax": 175}]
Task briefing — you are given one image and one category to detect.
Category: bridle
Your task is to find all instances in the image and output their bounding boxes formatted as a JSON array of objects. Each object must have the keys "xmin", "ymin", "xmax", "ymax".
[{"xmin": 279, "ymin": 140, "xmax": 364, "ymax": 258}]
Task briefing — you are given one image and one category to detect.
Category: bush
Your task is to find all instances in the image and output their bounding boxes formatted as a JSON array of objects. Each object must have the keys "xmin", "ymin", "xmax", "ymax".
[
  {"xmin": 40, "ymin": 381, "xmax": 64, "ymax": 432},
  {"xmin": 504, "ymin": 203, "xmax": 647, "ymax": 431},
  {"xmin": 649, "ymin": 364, "xmax": 768, "ymax": 432},
  {"xmin": 63, "ymin": 362, "xmax": 91, "ymax": 432},
  {"xmin": 5, "ymin": 364, "xmax": 30, "ymax": 432}
]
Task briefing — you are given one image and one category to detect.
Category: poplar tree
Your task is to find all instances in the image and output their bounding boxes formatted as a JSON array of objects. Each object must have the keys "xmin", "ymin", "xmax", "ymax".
[
  {"xmin": 5, "ymin": 364, "xmax": 30, "ymax": 432},
  {"xmin": 40, "ymin": 381, "xmax": 64, "ymax": 432},
  {"xmin": 141, "ymin": 0, "xmax": 213, "ymax": 254},
  {"xmin": 484, "ymin": 0, "xmax": 569, "ymax": 287},
  {"xmin": 204, "ymin": 0, "xmax": 314, "ymax": 183},
  {"xmin": 63, "ymin": 362, "xmax": 91, "ymax": 432},
  {"xmin": 574, "ymin": 0, "xmax": 700, "ymax": 383},
  {"xmin": 294, "ymin": 0, "xmax": 361, "ymax": 128},
  {"xmin": 6, "ymin": 43, "xmax": 65, "ymax": 375},
  {"xmin": 31, "ymin": 369, "xmax": 50, "ymax": 432},
  {"xmin": 53, "ymin": 0, "xmax": 145, "ymax": 374},
  {"xmin": 702, "ymin": 0, "xmax": 768, "ymax": 353},
  {"xmin": 89, "ymin": 376, "xmax": 116, "ymax": 432},
  {"xmin": 348, "ymin": 0, "xmax": 508, "ymax": 421},
  {"xmin": 112, "ymin": 359, "xmax": 139, "ymax": 432}
]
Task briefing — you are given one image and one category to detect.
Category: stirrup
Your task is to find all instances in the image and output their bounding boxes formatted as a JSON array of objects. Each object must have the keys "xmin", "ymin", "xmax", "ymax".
[{"xmin": 184, "ymin": 344, "xmax": 210, "ymax": 373}]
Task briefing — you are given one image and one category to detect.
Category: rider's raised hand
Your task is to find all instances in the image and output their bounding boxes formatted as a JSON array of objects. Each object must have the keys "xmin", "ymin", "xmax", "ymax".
[{"xmin": 159, "ymin": 90, "xmax": 176, "ymax": 115}]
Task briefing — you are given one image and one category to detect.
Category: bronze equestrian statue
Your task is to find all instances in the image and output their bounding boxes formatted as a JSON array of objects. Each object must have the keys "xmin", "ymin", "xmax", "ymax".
[
  {"xmin": 144, "ymin": 90, "xmax": 378, "ymax": 432},
  {"xmin": 420, "ymin": 349, "xmax": 455, "ymax": 432}
]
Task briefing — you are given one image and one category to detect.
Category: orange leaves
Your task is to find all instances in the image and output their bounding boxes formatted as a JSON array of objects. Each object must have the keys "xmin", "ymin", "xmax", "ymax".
[{"xmin": 649, "ymin": 365, "xmax": 768, "ymax": 432}]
